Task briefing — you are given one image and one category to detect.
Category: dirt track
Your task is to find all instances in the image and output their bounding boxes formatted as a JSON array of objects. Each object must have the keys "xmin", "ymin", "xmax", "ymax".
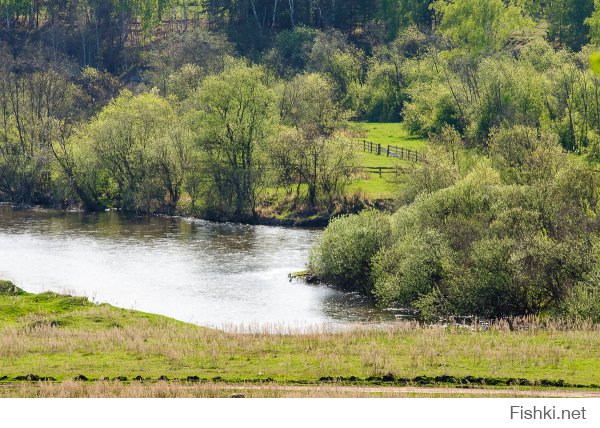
[
  {"xmin": 205, "ymin": 384, "xmax": 600, "ymax": 397},
  {"xmin": 2, "ymin": 382, "xmax": 600, "ymax": 398}
]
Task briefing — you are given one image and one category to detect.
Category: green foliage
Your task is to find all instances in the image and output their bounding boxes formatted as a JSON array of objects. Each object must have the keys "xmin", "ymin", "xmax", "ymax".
[
  {"xmin": 372, "ymin": 228, "xmax": 450, "ymax": 305},
  {"xmin": 399, "ymin": 145, "xmax": 460, "ymax": 205},
  {"xmin": 556, "ymin": 281, "xmax": 600, "ymax": 323},
  {"xmin": 403, "ymin": 72, "xmax": 461, "ymax": 135},
  {"xmin": 145, "ymin": 28, "xmax": 233, "ymax": 96},
  {"xmin": 265, "ymin": 26, "xmax": 318, "ymax": 76},
  {"xmin": 0, "ymin": 280, "xmax": 25, "ymax": 295},
  {"xmin": 312, "ymin": 141, "xmax": 600, "ymax": 321},
  {"xmin": 305, "ymin": 31, "xmax": 365, "ymax": 107},
  {"xmin": 586, "ymin": 0, "xmax": 600, "ymax": 46},
  {"xmin": 378, "ymin": 0, "xmax": 433, "ymax": 41},
  {"xmin": 190, "ymin": 59, "xmax": 277, "ymax": 216},
  {"xmin": 489, "ymin": 126, "xmax": 564, "ymax": 184},
  {"xmin": 271, "ymin": 130, "xmax": 356, "ymax": 208},
  {"xmin": 431, "ymin": 0, "xmax": 533, "ymax": 55},
  {"xmin": 402, "ymin": 41, "xmax": 600, "ymax": 152},
  {"xmin": 468, "ymin": 57, "xmax": 546, "ymax": 142},
  {"xmin": 279, "ymin": 73, "xmax": 344, "ymax": 135},
  {"xmin": 309, "ymin": 210, "xmax": 392, "ymax": 293},
  {"xmin": 591, "ymin": 52, "xmax": 600, "ymax": 73},
  {"xmin": 78, "ymin": 90, "xmax": 192, "ymax": 212},
  {"xmin": 356, "ymin": 27, "xmax": 430, "ymax": 123},
  {"xmin": 0, "ymin": 68, "xmax": 82, "ymax": 204},
  {"xmin": 166, "ymin": 64, "xmax": 204, "ymax": 101},
  {"xmin": 273, "ymin": 72, "xmax": 356, "ymax": 208},
  {"xmin": 546, "ymin": 0, "xmax": 594, "ymax": 50},
  {"xmin": 356, "ymin": 61, "xmax": 404, "ymax": 122}
]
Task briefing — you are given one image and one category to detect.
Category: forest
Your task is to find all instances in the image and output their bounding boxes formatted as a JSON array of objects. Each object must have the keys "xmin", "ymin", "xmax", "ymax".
[{"xmin": 2, "ymin": 0, "xmax": 600, "ymax": 320}]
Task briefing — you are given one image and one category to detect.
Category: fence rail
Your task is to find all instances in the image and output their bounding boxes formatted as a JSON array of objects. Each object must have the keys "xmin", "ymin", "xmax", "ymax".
[
  {"xmin": 358, "ymin": 166, "xmax": 407, "ymax": 178},
  {"xmin": 362, "ymin": 140, "xmax": 421, "ymax": 162}
]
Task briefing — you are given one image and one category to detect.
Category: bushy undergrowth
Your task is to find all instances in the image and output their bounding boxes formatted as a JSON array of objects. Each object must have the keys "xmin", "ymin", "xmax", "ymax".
[
  {"xmin": 310, "ymin": 131, "xmax": 600, "ymax": 322},
  {"xmin": 309, "ymin": 210, "xmax": 391, "ymax": 293}
]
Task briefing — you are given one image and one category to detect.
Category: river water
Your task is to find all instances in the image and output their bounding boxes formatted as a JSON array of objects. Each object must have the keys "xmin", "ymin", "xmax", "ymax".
[{"xmin": 0, "ymin": 205, "xmax": 399, "ymax": 329}]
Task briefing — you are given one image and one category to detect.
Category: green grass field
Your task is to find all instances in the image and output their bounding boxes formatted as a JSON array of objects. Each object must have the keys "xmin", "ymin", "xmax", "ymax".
[
  {"xmin": 351, "ymin": 122, "xmax": 428, "ymax": 152},
  {"xmin": 2, "ymin": 280, "xmax": 600, "ymax": 398},
  {"xmin": 346, "ymin": 122, "xmax": 427, "ymax": 199}
]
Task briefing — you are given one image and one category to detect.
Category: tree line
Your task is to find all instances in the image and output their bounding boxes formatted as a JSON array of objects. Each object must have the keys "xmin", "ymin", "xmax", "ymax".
[
  {"xmin": 0, "ymin": 45, "xmax": 356, "ymax": 220},
  {"xmin": 2, "ymin": 1, "xmax": 598, "ymax": 71},
  {"xmin": 4, "ymin": 0, "xmax": 600, "ymax": 217}
]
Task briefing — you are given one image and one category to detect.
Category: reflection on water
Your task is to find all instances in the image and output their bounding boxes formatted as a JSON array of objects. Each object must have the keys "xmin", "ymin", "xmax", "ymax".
[{"xmin": 0, "ymin": 205, "xmax": 401, "ymax": 328}]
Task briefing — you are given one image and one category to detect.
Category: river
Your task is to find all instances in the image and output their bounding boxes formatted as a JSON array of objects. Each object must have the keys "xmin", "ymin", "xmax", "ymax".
[{"xmin": 0, "ymin": 205, "xmax": 400, "ymax": 329}]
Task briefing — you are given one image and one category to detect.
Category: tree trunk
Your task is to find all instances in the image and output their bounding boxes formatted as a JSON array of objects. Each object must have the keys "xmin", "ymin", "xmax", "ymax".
[
  {"xmin": 288, "ymin": 0, "xmax": 295, "ymax": 27},
  {"xmin": 272, "ymin": 0, "xmax": 278, "ymax": 28}
]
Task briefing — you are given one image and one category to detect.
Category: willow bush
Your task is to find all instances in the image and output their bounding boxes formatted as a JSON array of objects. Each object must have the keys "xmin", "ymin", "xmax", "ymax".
[
  {"xmin": 310, "ymin": 138, "xmax": 600, "ymax": 321},
  {"xmin": 309, "ymin": 210, "xmax": 392, "ymax": 293}
]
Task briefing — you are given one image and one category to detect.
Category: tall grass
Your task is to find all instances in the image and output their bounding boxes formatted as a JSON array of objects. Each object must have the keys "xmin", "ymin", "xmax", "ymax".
[{"xmin": 2, "ymin": 305, "xmax": 600, "ymax": 386}]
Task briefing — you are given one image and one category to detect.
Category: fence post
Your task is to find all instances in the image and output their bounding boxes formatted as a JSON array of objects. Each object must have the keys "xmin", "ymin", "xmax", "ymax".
[
  {"xmin": 379, "ymin": 167, "xmax": 382, "ymax": 178},
  {"xmin": 387, "ymin": 145, "xmax": 390, "ymax": 157}
]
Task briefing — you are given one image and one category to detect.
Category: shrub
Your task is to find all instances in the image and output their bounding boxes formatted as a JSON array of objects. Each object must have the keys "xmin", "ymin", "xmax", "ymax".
[
  {"xmin": 310, "ymin": 154, "xmax": 600, "ymax": 322},
  {"xmin": 447, "ymin": 237, "xmax": 524, "ymax": 318},
  {"xmin": 309, "ymin": 210, "xmax": 391, "ymax": 293},
  {"xmin": 372, "ymin": 229, "xmax": 451, "ymax": 306},
  {"xmin": 555, "ymin": 281, "xmax": 600, "ymax": 323},
  {"xmin": 0, "ymin": 280, "xmax": 25, "ymax": 295},
  {"xmin": 398, "ymin": 147, "xmax": 460, "ymax": 205}
]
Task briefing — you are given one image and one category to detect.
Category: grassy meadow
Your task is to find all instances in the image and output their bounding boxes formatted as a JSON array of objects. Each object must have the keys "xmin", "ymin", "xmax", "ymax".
[
  {"xmin": 346, "ymin": 123, "xmax": 427, "ymax": 199},
  {"xmin": 351, "ymin": 123, "xmax": 427, "ymax": 152},
  {"xmin": 2, "ymin": 281, "xmax": 600, "ymax": 397}
]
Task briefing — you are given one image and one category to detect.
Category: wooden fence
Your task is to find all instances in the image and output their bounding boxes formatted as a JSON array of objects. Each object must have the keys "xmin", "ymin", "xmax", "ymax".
[
  {"xmin": 359, "ymin": 166, "xmax": 407, "ymax": 178},
  {"xmin": 362, "ymin": 140, "xmax": 421, "ymax": 162}
]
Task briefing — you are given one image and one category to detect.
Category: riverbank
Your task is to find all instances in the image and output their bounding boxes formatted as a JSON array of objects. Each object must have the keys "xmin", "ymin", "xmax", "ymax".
[
  {"xmin": 2, "ymin": 281, "xmax": 600, "ymax": 398},
  {"xmin": 0, "ymin": 122, "xmax": 407, "ymax": 229},
  {"xmin": 0, "ymin": 199, "xmax": 380, "ymax": 229}
]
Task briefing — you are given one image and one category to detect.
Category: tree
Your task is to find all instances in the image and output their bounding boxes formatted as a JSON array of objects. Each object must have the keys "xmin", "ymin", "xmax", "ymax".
[
  {"xmin": 307, "ymin": 30, "xmax": 366, "ymax": 108},
  {"xmin": 274, "ymin": 73, "xmax": 354, "ymax": 208},
  {"xmin": 78, "ymin": 90, "xmax": 191, "ymax": 213},
  {"xmin": 279, "ymin": 72, "xmax": 343, "ymax": 136},
  {"xmin": 264, "ymin": 26, "xmax": 318, "ymax": 76},
  {"xmin": 546, "ymin": 0, "xmax": 594, "ymax": 50},
  {"xmin": 586, "ymin": 0, "xmax": 600, "ymax": 46},
  {"xmin": 190, "ymin": 59, "xmax": 277, "ymax": 216},
  {"xmin": 358, "ymin": 26, "xmax": 428, "ymax": 122},
  {"xmin": 0, "ymin": 67, "xmax": 82, "ymax": 205},
  {"xmin": 145, "ymin": 27, "xmax": 233, "ymax": 96},
  {"xmin": 378, "ymin": 0, "xmax": 433, "ymax": 41},
  {"xmin": 431, "ymin": 0, "xmax": 532, "ymax": 55},
  {"xmin": 311, "ymin": 157, "xmax": 600, "ymax": 320},
  {"xmin": 271, "ymin": 129, "xmax": 355, "ymax": 208}
]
